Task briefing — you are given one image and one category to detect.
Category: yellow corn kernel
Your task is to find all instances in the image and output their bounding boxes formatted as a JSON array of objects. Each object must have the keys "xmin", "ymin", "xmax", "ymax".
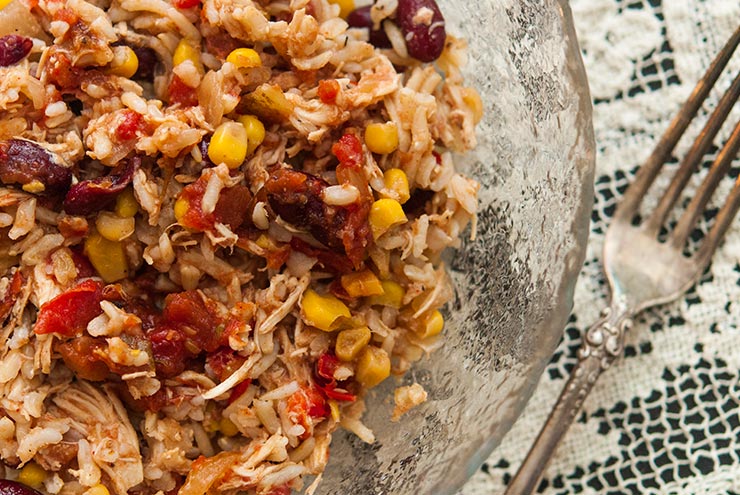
[
  {"xmin": 328, "ymin": 0, "xmax": 354, "ymax": 18},
  {"xmin": 96, "ymin": 211, "xmax": 135, "ymax": 242},
  {"xmin": 237, "ymin": 114, "xmax": 266, "ymax": 155},
  {"xmin": 85, "ymin": 229, "xmax": 128, "ymax": 283},
  {"xmin": 369, "ymin": 198, "xmax": 406, "ymax": 240},
  {"xmin": 341, "ymin": 270, "xmax": 384, "ymax": 298},
  {"xmin": 335, "ymin": 326, "xmax": 371, "ymax": 362},
  {"xmin": 172, "ymin": 39, "xmax": 202, "ymax": 71},
  {"xmin": 301, "ymin": 289, "xmax": 351, "ymax": 332},
  {"xmin": 226, "ymin": 47, "xmax": 262, "ymax": 69},
  {"xmin": 107, "ymin": 45, "xmax": 139, "ymax": 78},
  {"xmin": 328, "ymin": 400, "xmax": 341, "ymax": 422},
  {"xmin": 219, "ymin": 417, "xmax": 239, "ymax": 437},
  {"xmin": 356, "ymin": 346, "xmax": 391, "ymax": 388},
  {"xmin": 209, "ymin": 121, "xmax": 248, "ymax": 169},
  {"xmin": 0, "ymin": 0, "xmax": 13, "ymax": 9},
  {"xmin": 241, "ymin": 84, "xmax": 294, "ymax": 122},
  {"xmin": 382, "ymin": 169, "xmax": 410, "ymax": 204},
  {"xmin": 18, "ymin": 462, "xmax": 46, "ymax": 488},
  {"xmin": 255, "ymin": 234, "xmax": 273, "ymax": 250},
  {"xmin": 85, "ymin": 484, "xmax": 111, "ymax": 495},
  {"xmin": 174, "ymin": 196, "xmax": 189, "ymax": 224},
  {"xmin": 364, "ymin": 122, "xmax": 399, "ymax": 155},
  {"xmin": 367, "ymin": 280, "xmax": 405, "ymax": 309},
  {"xmin": 462, "ymin": 87, "xmax": 484, "ymax": 124},
  {"xmin": 115, "ymin": 187, "xmax": 138, "ymax": 218},
  {"xmin": 417, "ymin": 310, "xmax": 444, "ymax": 339},
  {"xmin": 22, "ymin": 180, "xmax": 45, "ymax": 194}
]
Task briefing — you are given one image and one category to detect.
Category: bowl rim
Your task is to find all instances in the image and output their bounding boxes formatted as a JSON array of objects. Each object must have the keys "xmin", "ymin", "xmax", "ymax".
[{"xmin": 455, "ymin": 0, "xmax": 596, "ymax": 489}]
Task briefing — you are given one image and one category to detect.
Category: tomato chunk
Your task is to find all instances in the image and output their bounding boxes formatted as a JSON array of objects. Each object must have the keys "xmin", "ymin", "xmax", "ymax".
[
  {"xmin": 173, "ymin": 0, "xmax": 200, "ymax": 8},
  {"xmin": 162, "ymin": 291, "xmax": 223, "ymax": 352},
  {"xmin": 179, "ymin": 178, "xmax": 251, "ymax": 233},
  {"xmin": 0, "ymin": 270, "xmax": 23, "ymax": 322},
  {"xmin": 287, "ymin": 385, "xmax": 329, "ymax": 438},
  {"xmin": 115, "ymin": 110, "xmax": 145, "ymax": 141},
  {"xmin": 168, "ymin": 75, "xmax": 199, "ymax": 107},
  {"xmin": 314, "ymin": 352, "xmax": 357, "ymax": 402},
  {"xmin": 332, "ymin": 133, "xmax": 363, "ymax": 170},
  {"xmin": 318, "ymin": 80, "xmax": 340, "ymax": 104},
  {"xmin": 34, "ymin": 279, "xmax": 104, "ymax": 336}
]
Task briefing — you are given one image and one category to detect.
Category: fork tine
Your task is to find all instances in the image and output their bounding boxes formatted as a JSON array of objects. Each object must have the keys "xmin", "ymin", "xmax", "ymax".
[
  {"xmin": 642, "ymin": 71, "xmax": 740, "ymax": 235},
  {"xmin": 694, "ymin": 131, "xmax": 740, "ymax": 268},
  {"xmin": 615, "ymin": 25, "xmax": 740, "ymax": 222},
  {"xmin": 671, "ymin": 119, "xmax": 740, "ymax": 249}
]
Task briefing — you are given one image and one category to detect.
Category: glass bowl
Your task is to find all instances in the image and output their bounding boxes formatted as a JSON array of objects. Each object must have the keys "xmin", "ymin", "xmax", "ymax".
[{"xmin": 313, "ymin": 0, "xmax": 595, "ymax": 493}]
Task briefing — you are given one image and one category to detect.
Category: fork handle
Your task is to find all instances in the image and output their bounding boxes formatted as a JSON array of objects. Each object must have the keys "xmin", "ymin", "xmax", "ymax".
[{"xmin": 504, "ymin": 299, "xmax": 633, "ymax": 495}]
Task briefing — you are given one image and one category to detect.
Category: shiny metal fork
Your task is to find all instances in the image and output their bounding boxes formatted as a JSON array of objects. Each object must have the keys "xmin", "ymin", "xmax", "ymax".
[{"xmin": 506, "ymin": 26, "xmax": 740, "ymax": 495}]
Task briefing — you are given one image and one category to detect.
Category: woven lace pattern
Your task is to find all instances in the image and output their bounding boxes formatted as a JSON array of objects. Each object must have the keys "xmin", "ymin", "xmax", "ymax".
[{"xmin": 461, "ymin": 0, "xmax": 740, "ymax": 494}]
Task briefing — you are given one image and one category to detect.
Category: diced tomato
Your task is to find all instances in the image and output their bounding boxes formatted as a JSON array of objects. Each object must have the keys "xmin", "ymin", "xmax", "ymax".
[
  {"xmin": 214, "ymin": 184, "xmax": 251, "ymax": 229},
  {"xmin": 34, "ymin": 279, "xmax": 104, "ymax": 336},
  {"xmin": 179, "ymin": 179, "xmax": 251, "ymax": 233},
  {"xmin": 58, "ymin": 336, "xmax": 109, "ymax": 381},
  {"xmin": 172, "ymin": 0, "xmax": 199, "ymax": 8},
  {"xmin": 332, "ymin": 133, "xmax": 363, "ymax": 170},
  {"xmin": 318, "ymin": 80, "xmax": 340, "ymax": 104},
  {"xmin": 162, "ymin": 291, "xmax": 223, "ymax": 352},
  {"xmin": 147, "ymin": 324, "xmax": 187, "ymax": 377},
  {"xmin": 178, "ymin": 179, "xmax": 211, "ymax": 231},
  {"xmin": 168, "ymin": 75, "xmax": 199, "ymax": 107},
  {"xmin": 221, "ymin": 317, "xmax": 244, "ymax": 346},
  {"xmin": 0, "ymin": 270, "xmax": 23, "ymax": 322},
  {"xmin": 227, "ymin": 378, "xmax": 252, "ymax": 404},
  {"xmin": 146, "ymin": 291, "xmax": 225, "ymax": 378},
  {"xmin": 206, "ymin": 347, "xmax": 246, "ymax": 380},
  {"xmin": 314, "ymin": 352, "xmax": 357, "ymax": 402},
  {"xmin": 316, "ymin": 352, "xmax": 340, "ymax": 381},
  {"xmin": 332, "ymin": 134, "xmax": 373, "ymax": 265},
  {"xmin": 116, "ymin": 110, "xmax": 145, "ymax": 141},
  {"xmin": 287, "ymin": 386, "xmax": 328, "ymax": 439},
  {"xmin": 47, "ymin": 49, "xmax": 80, "ymax": 90}
]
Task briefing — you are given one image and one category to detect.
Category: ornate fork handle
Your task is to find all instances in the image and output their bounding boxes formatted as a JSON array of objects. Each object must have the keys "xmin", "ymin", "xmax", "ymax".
[{"xmin": 504, "ymin": 297, "xmax": 634, "ymax": 495}]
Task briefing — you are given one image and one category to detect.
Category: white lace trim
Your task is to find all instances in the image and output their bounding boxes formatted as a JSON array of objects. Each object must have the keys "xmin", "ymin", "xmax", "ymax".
[{"xmin": 464, "ymin": 0, "xmax": 740, "ymax": 493}]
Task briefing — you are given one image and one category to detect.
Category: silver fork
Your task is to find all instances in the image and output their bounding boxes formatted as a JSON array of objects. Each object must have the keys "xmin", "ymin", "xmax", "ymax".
[{"xmin": 505, "ymin": 26, "xmax": 740, "ymax": 495}]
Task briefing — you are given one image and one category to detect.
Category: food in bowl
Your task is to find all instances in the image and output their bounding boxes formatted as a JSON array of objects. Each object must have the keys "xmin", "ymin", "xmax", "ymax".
[{"xmin": 0, "ymin": 0, "xmax": 481, "ymax": 493}]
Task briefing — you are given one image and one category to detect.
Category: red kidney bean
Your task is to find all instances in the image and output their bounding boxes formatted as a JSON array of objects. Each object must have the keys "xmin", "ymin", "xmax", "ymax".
[
  {"xmin": 0, "ymin": 35, "xmax": 33, "ymax": 67},
  {"xmin": 264, "ymin": 168, "xmax": 370, "ymax": 266},
  {"xmin": 0, "ymin": 139, "xmax": 72, "ymax": 195},
  {"xmin": 396, "ymin": 0, "xmax": 446, "ymax": 62},
  {"xmin": 132, "ymin": 46, "xmax": 158, "ymax": 81},
  {"xmin": 63, "ymin": 156, "xmax": 140, "ymax": 215},
  {"xmin": 0, "ymin": 480, "xmax": 44, "ymax": 495},
  {"xmin": 347, "ymin": 6, "xmax": 393, "ymax": 49}
]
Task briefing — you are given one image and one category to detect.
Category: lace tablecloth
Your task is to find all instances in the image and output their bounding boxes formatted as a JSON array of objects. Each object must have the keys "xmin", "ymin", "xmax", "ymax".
[{"xmin": 461, "ymin": 1, "xmax": 740, "ymax": 494}]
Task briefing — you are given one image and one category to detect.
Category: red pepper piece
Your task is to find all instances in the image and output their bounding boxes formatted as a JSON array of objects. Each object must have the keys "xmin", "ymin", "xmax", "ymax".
[{"xmin": 34, "ymin": 279, "xmax": 104, "ymax": 336}]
